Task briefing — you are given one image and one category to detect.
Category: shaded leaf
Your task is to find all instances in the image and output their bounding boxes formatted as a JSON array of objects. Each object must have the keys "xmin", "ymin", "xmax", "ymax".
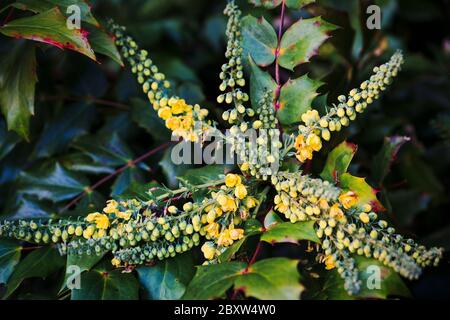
[
  {"xmin": 131, "ymin": 98, "xmax": 170, "ymax": 142},
  {"xmin": 4, "ymin": 247, "xmax": 65, "ymax": 298},
  {"xmin": 0, "ymin": 42, "xmax": 37, "ymax": 140},
  {"xmin": 19, "ymin": 162, "xmax": 89, "ymax": 202},
  {"xmin": 320, "ymin": 141, "xmax": 357, "ymax": 183},
  {"xmin": 263, "ymin": 210, "xmax": 283, "ymax": 229},
  {"xmin": 279, "ymin": 16, "xmax": 337, "ymax": 70},
  {"xmin": 0, "ymin": 240, "xmax": 22, "ymax": 284},
  {"xmin": 249, "ymin": 57, "xmax": 276, "ymax": 112},
  {"xmin": 61, "ymin": 253, "xmax": 104, "ymax": 292},
  {"xmin": 340, "ymin": 173, "xmax": 385, "ymax": 212},
  {"xmin": 180, "ymin": 165, "xmax": 226, "ymax": 185},
  {"xmin": 0, "ymin": 119, "xmax": 20, "ymax": 160},
  {"xmin": 0, "ymin": 8, "xmax": 96, "ymax": 61},
  {"xmin": 110, "ymin": 166, "xmax": 146, "ymax": 197},
  {"xmin": 277, "ymin": 75, "xmax": 323, "ymax": 125},
  {"xmin": 250, "ymin": 0, "xmax": 315, "ymax": 9},
  {"xmin": 235, "ymin": 258, "xmax": 303, "ymax": 300},
  {"xmin": 286, "ymin": 0, "xmax": 315, "ymax": 9},
  {"xmin": 137, "ymin": 253, "xmax": 195, "ymax": 300},
  {"xmin": 87, "ymin": 25, "xmax": 123, "ymax": 66},
  {"xmin": 242, "ymin": 15, "xmax": 277, "ymax": 67}
]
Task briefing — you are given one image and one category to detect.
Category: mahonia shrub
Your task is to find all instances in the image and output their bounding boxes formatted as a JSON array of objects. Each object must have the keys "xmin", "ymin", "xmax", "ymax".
[{"xmin": 0, "ymin": 0, "xmax": 446, "ymax": 300}]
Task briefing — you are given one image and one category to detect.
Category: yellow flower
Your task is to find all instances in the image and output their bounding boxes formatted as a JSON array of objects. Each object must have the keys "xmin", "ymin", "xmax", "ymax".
[
  {"xmin": 359, "ymin": 212, "xmax": 370, "ymax": 224},
  {"xmin": 171, "ymin": 99, "xmax": 189, "ymax": 115},
  {"xmin": 217, "ymin": 229, "xmax": 233, "ymax": 247},
  {"xmin": 205, "ymin": 223, "xmax": 219, "ymax": 238},
  {"xmin": 306, "ymin": 133, "xmax": 322, "ymax": 152},
  {"xmin": 234, "ymin": 184, "xmax": 247, "ymax": 200},
  {"xmin": 339, "ymin": 191, "xmax": 358, "ymax": 209},
  {"xmin": 301, "ymin": 109, "xmax": 320, "ymax": 125},
  {"xmin": 166, "ymin": 117, "xmax": 180, "ymax": 130},
  {"xmin": 229, "ymin": 228, "xmax": 244, "ymax": 241},
  {"xmin": 294, "ymin": 134, "xmax": 313, "ymax": 162},
  {"xmin": 158, "ymin": 107, "xmax": 172, "ymax": 120},
  {"xmin": 94, "ymin": 214, "xmax": 110, "ymax": 230},
  {"xmin": 103, "ymin": 200, "xmax": 119, "ymax": 214},
  {"xmin": 216, "ymin": 194, "xmax": 228, "ymax": 207},
  {"xmin": 86, "ymin": 212, "xmax": 100, "ymax": 223},
  {"xmin": 329, "ymin": 204, "xmax": 344, "ymax": 220},
  {"xmin": 275, "ymin": 202, "xmax": 288, "ymax": 213},
  {"xmin": 116, "ymin": 210, "xmax": 132, "ymax": 220},
  {"xmin": 111, "ymin": 258, "xmax": 121, "ymax": 267},
  {"xmin": 225, "ymin": 173, "xmax": 241, "ymax": 188},
  {"xmin": 222, "ymin": 197, "xmax": 237, "ymax": 212},
  {"xmin": 245, "ymin": 197, "xmax": 257, "ymax": 209},
  {"xmin": 324, "ymin": 255, "xmax": 335, "ymax": 270},
  {"xmin": 201, "ymin": 242, "xmax": 216, "ymax": 260}
]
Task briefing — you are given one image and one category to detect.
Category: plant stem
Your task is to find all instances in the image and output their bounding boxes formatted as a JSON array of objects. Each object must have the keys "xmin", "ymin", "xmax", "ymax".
[
  {"xmin": 273, "ymin": 0, "xmax": 286, "ymax": 110},
  {"xmin": 59, "ymin": 141, "xmax": 175, "ymax": 213}
]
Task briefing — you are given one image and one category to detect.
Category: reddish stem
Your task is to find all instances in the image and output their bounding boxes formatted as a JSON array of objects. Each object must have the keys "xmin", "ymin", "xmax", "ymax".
[
  {"xmin": 59, "ymin": 141, "xmax": 175, "ymax": 213},
  {"xmin": 1, "ymin": 7, "xmax": 14, "ymax": 26}
]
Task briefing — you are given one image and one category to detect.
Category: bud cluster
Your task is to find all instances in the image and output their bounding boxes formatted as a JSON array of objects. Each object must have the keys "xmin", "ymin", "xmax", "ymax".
[{"xmin": 294, "ymin": 51, "xmax": 404, "ymax": 162}]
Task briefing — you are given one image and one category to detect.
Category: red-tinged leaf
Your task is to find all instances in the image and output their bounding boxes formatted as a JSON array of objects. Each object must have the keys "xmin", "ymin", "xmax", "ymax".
[
  {"xmin": 0, "ymin": 7, "xmax": 96, "ymax": 61},
  {"xmin": 339, "ymin": 173, "xmax": 385, "ymax": 212},
  {"xmin": 261, "ymin": 220, "xmax": 320, "ymax": 244}
]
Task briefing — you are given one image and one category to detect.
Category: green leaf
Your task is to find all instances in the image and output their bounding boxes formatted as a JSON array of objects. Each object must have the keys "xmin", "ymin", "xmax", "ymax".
[
  {"xmin": 218, "ymin": 238, "xmax": 246, "ymax": 263},
  {"xmin": 372, "ymin": 136, "xmax": 410, "ymax": 186},
  {"xmin": 340, "ymin": 173, "xmax": 385, "ymax": 212},
  {"xmin": 279, "ymin": 16, "xmax": 337, "ymax": 70},
  {"xmin": 71, "ymin": 268, "xmax": 139, "ymax": 300},
  {"xmin": 180, "ymin": 165, "xmax": 226, "ymax": 185},
  {"xmin": 263, "ymin": 210, "xmax": 283, "ymax": 229},
  {"xmin": 249, "ymin": 56, "xmax": 276, "ymax": 111},
  {"xmin": 61, "ymin": 253, "xmax": 104, "ymax": 292},
  {"xmin": 159, "ymin": 146, "xmax": 193, "ymax": 189},
  {"xmin": 131, "ymin": 98, "xmax": 170, "ymax": 142},
  {"xmin": 183, "ymin": 262, "xmax": 246, "ymax": 300},
  {"xmin": 12, "ymin": 0, "xmax": 99, "ymax": 26},
  {"xmin": 110, "ymin": 166, "xmax": 146, "ymax": 197},
  {"xmin": 137, "ymin": 253, "xmax": 195, "ymax": 300},
  {"xmin": 242, "ymin": 15, "xmax": 277, "ymax": 67},
  {"xmin": 4, "ymin": 247, "xmax": 65, "ymax": 298},
  {"xmin": 60, "ymin": 153, "xmax": 115, "ymax": 175},
  {"xmin": 0, "ymin": 240, "xmax": 22, "ymax": 284},
  {"xmin": 320, "ymin": 141, "xmax": 358, "ymax": 183},
  {"xmin": 0, "ymin": 42, "xmax": 37, "ymax": 140},
  {"xmin": 321, "ymin": 257, "xmax": 411, "ymax": 300},
  {"xmin": 285, "ymin": 0, "xmax": 315, "ymax": 9},
  {"xmin": 235, "ymin": 258, "xmax": 303, "ymax": 300},
  {"xmin": 250, "ymin": 0, "xmax": 315, "ymax": 9},
  {"xmin": 261, "ymin": 221, "xmax": 320, "ymax": 244},
  {"xmin": 86, "ymin": 25, "xmax": 123, "ymax": 66},
  {"xmin": 277, "ymin": 75, "xmax": 323, "ymax": 125},
  {"xmin": 0, "ymin": 119, "xmax": 20, "ymax": 160},
  {"xmin": 19, "ymin": 162, "xmax": 89, "ymax": 202},
  {"xmin": 0, "ymin": 8, "xmax": 96, "ymax": 61}
]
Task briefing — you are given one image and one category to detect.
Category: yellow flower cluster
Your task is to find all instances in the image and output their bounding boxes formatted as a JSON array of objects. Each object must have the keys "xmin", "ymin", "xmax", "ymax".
[
  {"xmin": 84, "ymin": 212, "xmax": 110, "ymax": 239},
  {"xmin": 294, "ymin": 51, "xmax": 404, "ymax": 162},
  {"xmin": 199, "ymin": 174, "xmax": 257, "ymax": 261}
]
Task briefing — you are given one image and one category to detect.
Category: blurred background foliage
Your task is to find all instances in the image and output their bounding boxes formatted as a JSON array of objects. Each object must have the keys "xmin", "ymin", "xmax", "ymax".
[{"xmin": 0, "ymin": 0, "xmax": 449, "ymax": 299}]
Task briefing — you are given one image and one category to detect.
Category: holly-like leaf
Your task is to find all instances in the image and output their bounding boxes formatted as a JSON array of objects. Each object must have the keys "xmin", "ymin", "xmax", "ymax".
[
  {"xmin": 86, "ymin": 25, "xmax": 124, "ymax": 66},
  {"xmin": 110, "ymin": 166, "xmax": 146, "ymax": 197},
  {"xmin": 261, "ymin": 220, "xmax": 320, "ymax": 244},
  {"xmin": 277, "ymin": 75, "xmax": 323, "ymax": 125},
  {"xmin": 61, "ymin": 253, "xmax": 104, "ymax": 292},
  {"xmin": 18, "ymin": 162, "xmax": 89, "ymax": 202},
  {"xmin": 340, "ymin": 173, "xmax": 385, "ymax": 212},
  {"xmin": 279, "ymin": 16, "xmax": 337, "ymax": 70},
  {"xmin": 0, "ymin": 8, "xmax": 96, "ymax": 61},
  {"xmin": 131, "ymin": 98, "xmax": 170, "ymax": 142},
  {"xmin": 249, "ymin": 57, "xmax": 276, "ymax": 111},
  {"xmin": 60, "ymin": 153, "xmax": 115, "ymax": 175},
  {"xmin": 0, "ymin": 42, "xmax": 37, "ymax": 140},
  {"xmin": 320, "ymin": 141, "xmax": 358, "ymax": 183},
  {"xmin": 372, "ymin": 136, "xmax": 410, "ymax": 186},
  {"xmin": 159, "ymin": 146, "xmax": 193, "ymax": 189},
  {"xmin": 235, "ymin": 258, "xmax": 303, "ymax": 300},
  {"xmin": 242, "ymin": 15, "xmax": 278, "ymax": 67},
  {"xmin": 12, "ymin": 0, "xmax": 99, "ymax": 26},
  {"xmin": 0, "ymin": 119, "xmax": 20, "ymax": 160},
  {"xmin": 250, "ymin": 0, "xmax": 315, "ymax": 9},
  {"xmin": 180, "ymin": 165, "xmax": 226, "ymax": 185},
  {"xmin": 0, "ymin": 240, "xmax": 22, "ymax": 284},
  {"xmin": 320, "ymin": 257, "xmax": 411, "ymax": 300},
  {"xmin": 263, "ymin": 210, "xmax": 284, "ymax": 229},
  {"xmin": 4, "ymin": 247, "xmax": 65, "ymax": 298},
  {"xmin": 137, "ymin": 253, "xmax": 195, "ymax": 300},
  {"xmin": 71, "ymin": 268, "xmax": 139, "ymax": 300},
  {"xmin": 218, "ymin": 238, "xmax": 247, "ymax": 263}
]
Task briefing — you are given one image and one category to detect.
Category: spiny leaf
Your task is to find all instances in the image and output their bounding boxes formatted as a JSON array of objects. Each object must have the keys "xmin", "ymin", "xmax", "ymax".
[
  {"xmin": 372, "ymin": 136, "xmax": 410, "ymax": 186},
  {"xmin": 86, "ymin": 25, "xmax": 123, "ymax": 66},
  {"xmin": 61, "ymin": 253, "xmax": 104, "ymax": 292},
  {"xmin": 249, "ymin": 56, "xmax": 277, "ymax": 112},
  {"xmin": 235, "ymin": 258, "xmax": 303, "ymax": 300},
  {"xmin": 285, "ymin": 0, "xmax": 315, "ymax": 9},
  {"xmin": 250, "ymin": 0, "xmax": 315, "ymax": 10},
  {"xmin": 320, "ymin": 141, "xmax": 358, "ymax": 183},
  {"xmin": 242, "ymin": 15, "xmax": 277, "ymax": 67},
  {"xmin": 277, "ymin": 75, "xmax": 323, "ymax": 125},
  {"xmin": 279, "ymin": 16, "xmax": 337, "ymax": 70},
  {"xmin": 18, "ymin": 162, "xmax": 89, "ymax": 202},
  {"xmin": 0, "ymin": 7, "xmax": 96, "ymax": 61},
  {"xmin": 0, "ymin": 240, "xmax": 22, "ymax": 284},
  {"xmin": 137, "ymin": 253, "xmax": 195, "ymax": 300},
  {"xmin": 0, "ymin": 42, "xmax": 37, "ymax": 140},
  {"xmin": 12, "ymin": 0, "xmax": 99, "ymax": 26},
  {"xmin": 0, "ymin": 119, "xmax": 21, "ymax": 160},
  {"xmin": 340, "ymin": 173, "xmax": 385, "ymax": 212}
]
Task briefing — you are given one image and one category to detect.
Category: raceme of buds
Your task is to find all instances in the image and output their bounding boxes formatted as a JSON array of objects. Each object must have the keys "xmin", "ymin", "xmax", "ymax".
[
  {"xmin": 294, "ymin": 51, "xmax": 404, "ymax": 163},
  {"xmin": 271, "ymin": 171, "xmax": 443, "ymax": 295},
  {"xmin": 109, "ymin": 22, "xmax": 210, "ymax": 142}
]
